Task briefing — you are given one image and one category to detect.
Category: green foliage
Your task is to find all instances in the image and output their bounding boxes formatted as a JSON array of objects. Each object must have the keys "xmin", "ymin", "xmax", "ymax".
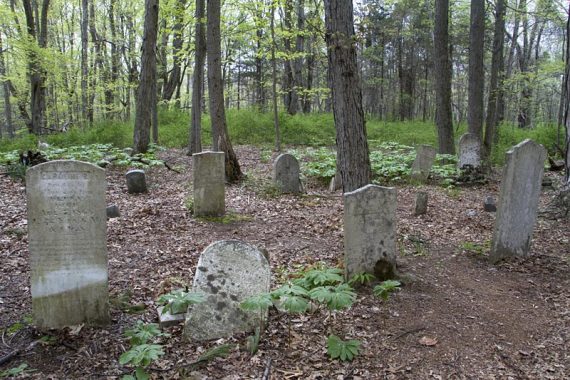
[
  {"xmin": 193, "ymin": 344, "xmax": 232, "ymax": 364},
  {"xmin": 308, "ymin": 284, "xmax": 356, "ymax": 311},
  {"xmin": 0, "ymin": 363, "xmax": 32, "ymax": 378},
  {"xmin": 373, "ymin": 280, "xmax": 402, "ymax": 301},
  {"xmin": 326, "ymin": 335, "xmax": 361, "ymax": 362},
  {"xmin": 246, "ymin": 327, "xmax": 261, "ymax": 355},
  {"xmin": 492, "ymin": 123, "xmax": 560, "ymax": 165},
  {"xmin": 5, "ymin": 162, "xmax": 27, "ymax": 181},
  {"xmin": 119, "ymin": 344, "xmax": 165, "ymax": 368},
  {"xmin": 156, "ymin": 290, "xmax": 205, "ymax": 315},
  {"xmin": 292, "ymin": 267, "xmax": 344, "ymax": 289},
  {"xmin": 457, "ymin": 240, "xmax": 490, "ymax": 255},
  {"xmin": 240, "ymin": 293, "xmax": 273, "ymax": 313},
  {"xmin": 348, "ymin": 272, "xmax": 376, "ymax": 287},
  {"xmin": 124, "ymin": 321, "xmax": 169, "ymax": 346}
]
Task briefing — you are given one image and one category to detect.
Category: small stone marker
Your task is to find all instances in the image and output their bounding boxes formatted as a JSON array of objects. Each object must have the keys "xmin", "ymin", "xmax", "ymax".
[
  {"xmin": 106, "ymin": 204, "xmax": 120, "ymax": 218},
  {"xmin": 484, "ymin": 196, "xmax": 497, "ymax": 212},
  {"xmin": 411, "ymin": 145, "xmax": 436, "ymax": 182},
  {"xmin": 193, "ymin": 151, "xmax": 225, "ymax": 216},
  {"xmin": 344, "ymin": 184, "xmax": 397, "ymax": 281},
  {"xmin": 157, "ymin": 305, "xmax": 186, "ymax": 328},
  {"xmin": 26, "ymin": 160, "xmax": 110, "ymax": 328},
  {"xmin": 489, "ymin": 139, "xmax": 547, "ymax": 263},
  {"xmin": 126, "ymin": 169, "xmax": 147, "ymax": 194},
  {"xmin": 273, "ymin": 153, "xmax": 302, "ymax": 193},
  {"xmin": 458, "ymin": 133, "xmax": 481, "ymax": 169},
  {"xmin": 414, "ymin": 191, "xmax": 428, "ymax": 215},
  {"xmin": 329, "ymin": 171, "xmax": 342, "ymax": 192},
  {"xmin": 184, "ymin": 240, "xmax": 271, "ymax": 341}
]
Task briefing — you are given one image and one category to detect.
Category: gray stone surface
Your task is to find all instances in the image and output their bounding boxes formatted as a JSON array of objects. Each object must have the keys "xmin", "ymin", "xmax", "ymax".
[
  {"xmin": 484, "ymin": 196, "xmax": 497, "ymax": 212},
  {"xmin": 410, "ymin": 145, "xmax": 437, "ymax": 182},
  {"xmin": 414, "ymin": 191, "xmax": 428, "ymax": 215},
  {"xmin": 490, "ymin": 139, "xmax": 547, "ymax": 263},
  {"xmin": 184, "ymin": 240, "xmax": 271, "ymax": 341},
  {"xmin": 458, "ymin": 133, "xmax": 481, "ymax": 169},
  {"xmin": 106, "ymin": 204, "xmax": 120, "ymax": 218},
  {"xmin": 344, "ymin": 185, "xmax": 397, "ymax": 281},
  {"xmin": 157, "ymin": 306, "xmax": 186, "ymax": 328},
  {"xmin": 26, "ymin": 160, "xmax": 110, "ymax": 328},
  {"xmin": 329, "ymin": 171, "xmax": 342, "ymax": 192},
  {"xmin": 273, "ymin": 153, "xmax": 301, "ymax": 193},
  {"xmin": 193, "ymin": 152, "xmax": 225, "ymax": 216},
  {"xmin": 126, "ymin": 169, "xmax": 147, "ymax": 194}
]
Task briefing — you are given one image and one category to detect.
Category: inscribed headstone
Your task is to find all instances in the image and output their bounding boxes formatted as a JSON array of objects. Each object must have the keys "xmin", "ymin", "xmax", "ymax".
[
  {"xmin": 126, "ymin": 169, "xmax": 147, "ymax": 194},
  {"xmin": 344, "ymin": 184, "xmax": 397, "ymax": 281},
  {"xmin": 489, "ymin": 139, "xmax": 546, "ymax": 263},
  {"xmin": 411, "ymin": 145, "xmax": 436, "ymax": 182},
  {"xmin": 458, "ymin": 133, "xmax": 481, "ymax": 169},
  {"xmin": 273, "ymin": 153, "xmax": 301, "ymax": 193},
  {"xmin": 193, "ymin": 151, "xmax": 225, "ymax": 216},
  {"xmin": 26, "ymin": 160, "xmax": 109, "ymax": 328},
  {"xmin": 414, "ymin": 191, "xmax": 428, "ymax": 216},
  {"xmin": 184, "ymin": 240, "xmax": 271, "ymax": 341}
]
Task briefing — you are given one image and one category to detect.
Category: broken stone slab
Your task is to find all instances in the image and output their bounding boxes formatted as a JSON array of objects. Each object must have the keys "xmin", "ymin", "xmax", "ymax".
[
  {"xmin": 157, "ymin": 306, "xmax": 186, "ymax": 328},
  {"xmin": 126, "ymin": 169, "xmax": 147, "ymax": 194},
  {"xmin": 329, "ymin": 171, "xmax": 342, "ymax": 192},
  {"xmin": 410, "ymin": 145, "xmax": 436, "ymax": 182},
  {"xmin": 106, "ymin": 204, "xmax": 120, "ymax": 219},
  {"xmin": 414, "ymin": 191, "xmax": 428, "ymax": 215},
  {"xmin": 193, "ymin": 151, "xmax": 225, "ymax": 217},
  {"xmin": 484, "ymin": 196, "xmax": 497, "ymax": 212}
]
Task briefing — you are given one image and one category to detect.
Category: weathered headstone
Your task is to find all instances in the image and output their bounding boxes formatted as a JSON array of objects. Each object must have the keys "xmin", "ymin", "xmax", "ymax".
[
  {"xmin": 126, "ymin": 169, "xmax": 147, "ymax": 194},
  {"xmin": 193, "ymin": 151, "xmax": 225, "ymax": 216},
  {"xmin": 273, "ymin": 153, "xmax": 301, "ymax": 193},
  {"xmin": 414, "ymin": 191, "xmax": 428, "ymax": 215},
  {"xmin": 344, "ymin": 185, "xmax": 397, "ymax": 281},
  {"xmin": 458, "ymin": 133, "xmax": 481, "ymax": 169},
  {"xmin": 184, "ymin": 240, "xmax": 271, "ymax": 341},
  {"xmin": 489, "ymin": 139, "xmax": 547, "ymax": 263},
  {"xmin": 484, "ymin": 196, "xmax": 497, "ymax": 212},
  {"xmin": 410, "ymin": 145, "xmax": 436, "ymax": 182},
  {"xmin": 106, "ymin": 204, "xmax": 120, "ymax": 219},
  {"xmin": 26, "ymin": 160, "xmax": 110, "ymax": 328},
  {"xmin": 329, "ymin": 171, "xmax": 342, "ymax": 192}
]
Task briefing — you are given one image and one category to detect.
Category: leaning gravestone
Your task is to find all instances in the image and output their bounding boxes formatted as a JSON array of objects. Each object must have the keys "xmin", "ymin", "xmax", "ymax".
[
  {"xmin": 126, "ymin": 169, "xmax": 147, "ymax": 194},
  {"xmin": 489, "ymin": 139, "xmax": 547, "ymax": 263},
  {"xmin": 184, "ymin": 240, "xmax": 271, "ymax": 341},
  {"xmin": 26, "ymin": 160, "xmax": 110, "ymax": 328},
  {"xmin": 344, "ymin": 185, "xmax": 397, "ymax": 281},
  {"xmin": 410, "ymin": 145, "xmax": 436, "ymax": 182},
  {"xmin": 193, "ymin": 151, "xmax": 225, "ymax": 216},
  {"xmin": 458, "ymin": 133, "xmax": 481, "ymax": 169},
  {"xmin": 273, "ymin": 153, "xmax": 302, "ymax": 193}
]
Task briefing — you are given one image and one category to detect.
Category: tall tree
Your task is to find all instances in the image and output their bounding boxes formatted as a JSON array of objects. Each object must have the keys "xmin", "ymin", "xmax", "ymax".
[
  {"xmin": 189, "ymin": 0, "xmax": 205, "ymax": 155},
  {"xmin": 133, "ymin": 0, "xmax": 159, "ymax": 154},
  {"xmin": 207, "ymin": 0, "xmax": 242, "ymax": 181},
  {"xmin": 564, "ymin": 2, "xmax": 570, "ymax": 187},
  {"xmin": 467, "ymin": 0, "xmax": 485, "ymax": 139},
  {"xmin": 433, "ymin": 0, "xmax": 455, "ymax": 154},
  {"xmin": 80, "ymin": 0, "xmax": 89, "ymax": 125},
  {"xmin": 162, "ymin": 0, "xmax": 187, "ymax": 102},
  {"xmin": 270, "ymin": 0, "xmax": 281, "ymax": 151},
  {"xmin": 324, "ymin": 0, "xmax": 371, "ymax": 192},
  {"xmin": 0, "ymin": 32, "xmax": 14, "ymax": 138}
]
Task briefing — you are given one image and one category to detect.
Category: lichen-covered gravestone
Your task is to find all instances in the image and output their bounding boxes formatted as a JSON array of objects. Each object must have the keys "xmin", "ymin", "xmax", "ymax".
[
  {"xmin": 489, "ymin": 139, "xmax": 547, "ymax": 263},
  {"xmin": 126, "ymin": 169, "xmax": 147, "ymax": 194},
  {"xmin": 273, "ymin": 153, "xmax": 302, "ymax": 193},
  {"xmin": 458, "ymin": 133, "xmax": 481, "ymax": 169},
  {"xmin": 344, "ymin": 184, "xmax": 397, "ymax": 281},
  {"xmin": 184, "ymin": 240, "xmax": 271, "ymax": 341},
  {"xmin": 193, "ymin": 151, "xmax": 225, "ymax": 216},
  {"xmin": 410, "ymin": 145, "xmax": 436, "ymax": 182},
  {"xmin": 26, "ymin": 160, "xmax": 110, "ymax": 328}
]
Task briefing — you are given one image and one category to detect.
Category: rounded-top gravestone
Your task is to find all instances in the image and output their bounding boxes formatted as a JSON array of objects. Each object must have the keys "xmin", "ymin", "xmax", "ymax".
[
  {"xmin": 126, "ymin": 169, "xmax": 147, "ymax": 194},
  {"xmin": 273, "ymin": 153, "xmax": 301, "ymax": 193},
  {"xmin": 458, "ymin": 133, "xmax": 481, "ymax": 169}
]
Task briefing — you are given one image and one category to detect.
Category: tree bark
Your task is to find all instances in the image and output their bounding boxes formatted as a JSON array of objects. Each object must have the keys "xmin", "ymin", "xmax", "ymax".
[
  {"xmin": 564, "ymin": 3, "xmax": 570, "ymax": 186},
  {"xmin": 433, "ymin": 0, "xmax": 455, "ymax": 154},
  {"xmin": 163, "ymin": 0, "xmax": 187, "ymax": 102},
  {"xmin": 0, "ymin": 32, "xmax": 14, "ymax": 138},
  {"xmin": 207, "ymin": 0, "xmax": 242, "ymax": 182},
  {"xmin": 324, "ymin": 0, "xmax": 371, "ymax": 193},
  {"xmin": 133, "ymin": 0, "xmax": 159, "ymax": 154},
  {"xmin": 189, "ymin": 0, "xmax": 205, "ymax": 155},
  {"xmin": 271, "ymin": 0, "xmax": 281, "ymax": 152},
  {"xmin": 80, "ymin": 0, "xmax": 89, "ymax": 124},
  {"xmin": 467, "ymin": 0, "xmax": 485, "ymax": 140}
]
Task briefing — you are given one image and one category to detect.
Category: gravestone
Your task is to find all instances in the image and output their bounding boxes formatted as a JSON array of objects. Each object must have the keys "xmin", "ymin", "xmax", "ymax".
[
  {"xmin": 26, "ymin": 160, "xmax": 110, "ymax": 328},
  {"xmin": 273, "ymin": 153, "xmax": 301, "ymax": 193},
  {"xmin": 126, "ymin": 169, "xmax": 147, "ymax": 194},
  {"xmin": 410, "ymin": 145, "xmax": 436, "ymax": 182},
  {"xmin": 489, "ymin": 139, "xmax": 547, "ymax": 263},
  {"xmin": 458, "ymin": 133, "xmax": 481, "ymax": 169},
  {"xmin": 193, "ymin": 151, "xmax": 225, "ymax": 216},
  {"xmin": 184, "ymin": 240, "xmax": 271, "ymax": 341},
  {"xmin": 414, "ymin": 191, "xmax": 428, "ymax": 216},
  {"xmin": 484, "ymin": 196, "xmax": 497, "ymax": 212},
  {"xmin": 106, "ymin": 204, "xmax": 120, "ymax": 219},
  {"xmin": 344, "ymin": 184, "xmax": 397, "ymax": 281}
]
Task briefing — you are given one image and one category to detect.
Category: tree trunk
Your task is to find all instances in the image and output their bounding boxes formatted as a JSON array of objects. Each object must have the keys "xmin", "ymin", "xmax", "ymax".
[
  {"xmin": 282, "ymin": 0, "xmax": 297, "ymax": 115},
  {"xmin": 564, "ymin": 3, "xmax": 570, "ymax": 186},
  {"xmin": 80, "ymin": 0, "xmax": 89, "ymax": 125},
  {"xmin": 108, "ymin": 0, "xmax": 119, "ymax": 118},
  {"xmin": 0, "ymin": 32, "xmax": 14, "ymax": 138},
  {"xmin": 433, "ymin": 0, "xmax": 455, "ymax": 154},
  {"xmin": 189, "ymin": 0, "xmax": 205, "ymax": 155},
  {"xmin": 271, "ymin": 0, "xmax": 281, "ymax": 151},
  {"xmin": 467, "ymin": 0, "xmax": 485, "ymax": 140},
  {"xmin": 163, "ymin": 0, "xmax": 187, "ymax": 101},
  {"xmin": 293, "ymin": 0, "xmax": 305, "ymax": 112},
  {"xmin": 133, "ymin": 0, "xmax": 159, "ymax": 154},
  {"xmin": 483, "ymin": 0, "xmax": 505, "ymax": 159},
  {"xmin": 207, "ymin": 0, "xmax": 242, "ymax": 182},
  {"xmin": 324, "ymin": 0, "xmax": 371, "ymax": 193}
]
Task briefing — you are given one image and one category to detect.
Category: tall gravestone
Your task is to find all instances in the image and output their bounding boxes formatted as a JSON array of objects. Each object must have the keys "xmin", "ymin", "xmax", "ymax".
[
  {"xmin": 273, "ymin": 153, "xmax": 302, "ymax": 193},
  {"xmin": 490, "ymin": 139, "xmax": 547, "ymax": 263},
  {"xmin": 458, "ymin": 133, "xmax": 481, "ymax": 169},
  {"xmin": 193, "ymin": 151, "xmax": 225, "ymax": 216},
  {"xmin": 410, "ymin": 145, "xmax": 436, "ymax": 182},
  {"xmin": 344, "ymin": 185, "xmax": 397, "ymax": 281},
  {"xmin": 26, "ymin": 160, "xmax": 110, "ymax": 328},
  {"xmin": 184, "ymin": 240, "xmax": 271, "ymax": 341}
]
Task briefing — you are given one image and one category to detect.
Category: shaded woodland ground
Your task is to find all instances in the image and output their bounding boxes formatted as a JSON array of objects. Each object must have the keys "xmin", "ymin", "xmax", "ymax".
[{"xmin": 0, "ymin": 145, "xmax": 569, "ymax": 379}]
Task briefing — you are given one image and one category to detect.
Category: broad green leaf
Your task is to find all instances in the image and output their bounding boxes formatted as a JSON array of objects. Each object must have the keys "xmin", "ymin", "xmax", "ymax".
[
  {"xmin": 119, "ymin": 344, "xmax": 164, "ymax": 367},
  {"xmin": 240, "ymin": 293, "xmax": 273, "ymax": 312},
  {"xmin": 327, "ymin": 334, "xmax": 361, "ymax": 361}
]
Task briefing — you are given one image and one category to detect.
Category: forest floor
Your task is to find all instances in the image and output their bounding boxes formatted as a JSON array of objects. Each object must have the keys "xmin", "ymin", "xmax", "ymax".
[{"xmin": 0, "ymin": 145, "xmax": 569, "ymax": 379}]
